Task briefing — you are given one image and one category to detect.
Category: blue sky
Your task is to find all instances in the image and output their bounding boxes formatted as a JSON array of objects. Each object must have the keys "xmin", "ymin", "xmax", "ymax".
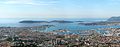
[{"xmin": 0, "ymin": 0, "xmax": 120, "ymax": 18}]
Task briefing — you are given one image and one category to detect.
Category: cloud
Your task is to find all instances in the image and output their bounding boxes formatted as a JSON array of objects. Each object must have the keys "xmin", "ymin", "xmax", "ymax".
[{"xmin": 0, "ymin": 0, "xmax": 58, "ymax": 5}]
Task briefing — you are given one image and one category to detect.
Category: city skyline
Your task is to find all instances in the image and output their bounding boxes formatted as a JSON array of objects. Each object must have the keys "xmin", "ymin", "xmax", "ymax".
[{"xmin": 0, "ymin": 0, "xmax": 120, "ymax": 18}]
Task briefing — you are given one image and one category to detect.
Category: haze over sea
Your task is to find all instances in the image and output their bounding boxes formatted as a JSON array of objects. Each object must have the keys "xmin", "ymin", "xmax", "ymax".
[
  {"xmin": 0, "ymin": 18, "xmax": 106, "ymax": 26},
  {"xmin": 0, "ymin": 18, "xmax": 120, "ymax": 33}
]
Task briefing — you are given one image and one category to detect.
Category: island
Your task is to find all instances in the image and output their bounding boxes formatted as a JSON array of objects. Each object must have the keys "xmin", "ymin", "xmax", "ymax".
[
  {"xmin": 50, "ymin": 20, "xmax": 74, "ymax": 23},
  {"xmin": 79, "ymin": 21, "xmax": 120, "ymax": 25},
  {"xmin": 79, "ymin": 16, "xmax": 120, "ymax": 26},
  {"xmin": 75, "ymin": 21, "xmax": 84, "ymax": 22},
  {"xmin": 107, "ymin": 16, "xmax": 120, "ymax": 22},
  {"xmin": 19, "ymin": 20, "xmax": 49, "ymax": 23}
]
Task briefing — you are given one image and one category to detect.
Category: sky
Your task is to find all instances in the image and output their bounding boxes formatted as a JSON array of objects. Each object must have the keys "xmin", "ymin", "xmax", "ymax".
[{"xmin": 0, "ymin": 0, "xmax": 120, "ymax": 18}]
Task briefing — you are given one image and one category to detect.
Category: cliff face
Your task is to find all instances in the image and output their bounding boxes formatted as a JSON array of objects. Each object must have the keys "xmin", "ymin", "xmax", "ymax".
[{"xmin": 107, "ymin": 16, "xmax": 120, "ymax": 22}]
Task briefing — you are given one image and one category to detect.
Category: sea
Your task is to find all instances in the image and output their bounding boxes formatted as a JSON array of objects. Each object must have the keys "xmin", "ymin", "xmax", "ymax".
[{"xmin": 0, "ymin": 18, "xmax": 120, "ymax": 34}]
